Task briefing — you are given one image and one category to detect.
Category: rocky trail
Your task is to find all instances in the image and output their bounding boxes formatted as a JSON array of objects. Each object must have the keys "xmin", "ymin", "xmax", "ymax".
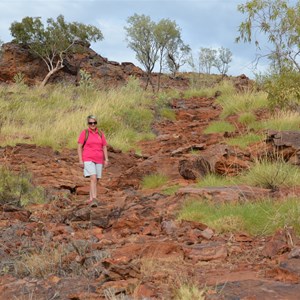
[{"xmin": 1, "ymin": 95, "xmax": 300, "ymax": 299}]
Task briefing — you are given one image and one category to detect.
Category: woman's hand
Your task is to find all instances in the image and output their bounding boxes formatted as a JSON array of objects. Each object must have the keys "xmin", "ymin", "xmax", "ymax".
[{"xmin": 104, "ymin": 160, "xmax": 109, "ymax": 168}]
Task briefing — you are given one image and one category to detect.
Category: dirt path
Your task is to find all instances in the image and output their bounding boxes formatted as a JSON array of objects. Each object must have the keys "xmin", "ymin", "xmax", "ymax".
[{"xmin": 1, "ymin": 96, "xmax": 300, "ymax": 299}]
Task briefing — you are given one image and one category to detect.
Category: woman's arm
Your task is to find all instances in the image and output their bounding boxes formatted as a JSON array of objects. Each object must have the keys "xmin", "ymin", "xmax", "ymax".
[
  {"xmin": 77, "ymin": 143, "xmax": 84, "ymax": 166},
  {"xmin": 103, "ymin": 146, "xmax": 109, "ymax": 167}
]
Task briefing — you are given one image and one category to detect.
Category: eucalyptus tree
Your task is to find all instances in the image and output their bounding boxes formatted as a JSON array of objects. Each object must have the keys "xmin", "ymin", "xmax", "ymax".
[
  {"xmin": 125, "ymin": 14, "xmax": 185, "ymax": 91},
  {"xmin": 199, "ymin": 47, "xmax": 217, "ymax": 74},
  {"xmin": 10, "ymin": 15, "xmax": 103, "ymax": 86},
  {"xmin": 166, "ymin": 40, "xmax": 191, "ymax": 77},
  {"xmin": 236, "ymin": 0, "xmax": 300, "ymax": 73},
  {"xmin": 125, "ymin": 14, "xmax": 159, "ymax": 90},
  {"xmin": 154, "ymin": 18, "xmax": 181, "ymax": 90},
  {"xmin": 214, "ymin": 47, "xmax": 232, "ymax": 76}
]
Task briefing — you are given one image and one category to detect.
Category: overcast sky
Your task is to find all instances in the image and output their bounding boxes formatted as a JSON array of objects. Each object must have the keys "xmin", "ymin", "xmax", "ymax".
[{"xmin": 0, "ymin": 0, "xmax": 268, "ymax": 78}]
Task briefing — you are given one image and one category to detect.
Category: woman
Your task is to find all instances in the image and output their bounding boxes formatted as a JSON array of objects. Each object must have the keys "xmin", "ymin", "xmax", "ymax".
[{"xmin": 77, "ymin": 115, "xmax": 109, "ymax": 206}]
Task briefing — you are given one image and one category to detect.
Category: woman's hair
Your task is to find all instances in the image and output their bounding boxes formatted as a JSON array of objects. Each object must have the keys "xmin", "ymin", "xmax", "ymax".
[{"xmin": 87, "ymin": 115, "xmax": 97, "ymax": 123}]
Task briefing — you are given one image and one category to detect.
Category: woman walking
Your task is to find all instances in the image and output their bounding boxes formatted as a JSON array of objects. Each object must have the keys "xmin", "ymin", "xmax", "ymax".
[{"xmin": 77, "ymin": 115, "xmax": 109, "ymax": 206}]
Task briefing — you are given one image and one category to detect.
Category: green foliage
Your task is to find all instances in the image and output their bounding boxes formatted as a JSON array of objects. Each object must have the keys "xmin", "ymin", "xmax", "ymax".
[
  {"xmin": 196, "ymin": 174, "xmax": 237, "ymax": 187},
  {"xmin": 78, "ymin": 69, "xmax": 95, "ymax": 91},
  {"xmin": 10, "ymin": 15, "xmax": 103, "ymax": 86},
  {"xmin": 166, "ymin": 41, "xmax": 191, "ymax": 77},
  {"xmin": 162, "ymin": 184, "xmax": 181, "ymax": 195},
  {"xmin": 159, "ymin": 108, "xmax": 176, "ymax": 121},
  {"xmin": 125, "ymin": 14, "xmax": 183, "ymax": 90},
  {"xmin": 0, "ymin": 83, "xmax": 154, "ymax": 151},
  {"xmin": 124, "ymin": 14, "xmax": 159, "ymax": 74},
  {"xmin": 226, "ymin": 133, "xmax": 264, "ymax": 149},
  {"xmin": 238, "ymin": 112, "xmax": 257, "ymax": 126},
  {"xmin": 13, "ymin": 72, "xmax": 25, "ymax": 85},
  {"xmin": 199, "ymin": 47, "xmax": 217, "ymax": 74},
  {"xmin": 178, "ymin": 197, "xmax": 300, "ymax": 236},
  {"xmin": 237, "ymin": 0, "xmax": 300, "ymax": 73},
  {"xmin": 265, "ymin": 71, "xmax": 300, "ymax": 110},
  {"xmin": 214, "ymin": 47, "xmax": 232, "ymax": 75},
  {"xmin": 0, "ymin": 166, "xmax": 45, "ymax": 207},
  {"xmin": 241, "ymin": 159, "xmax": 300, "ymax": 190},
  {"xmin": 252, "ymin": 111, "xmax": 300, "ymax": 131},
  {"xmin": 141, "ymin": 173, "xmax": 169, "ymax": 189},
  {"xmin": 203, "ymin": 120, "xmax": 235, "ymax": 134},
  {"xmin": 120, "ymin": 107, "xmax": 153, "ymax": 132},
  {"xmin": 217, "ymin": 89, "xmax": 268, "ymax": 118}
]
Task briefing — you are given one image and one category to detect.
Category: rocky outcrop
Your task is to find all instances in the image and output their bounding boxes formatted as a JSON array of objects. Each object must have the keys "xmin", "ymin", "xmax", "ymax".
[{"xmin": 0, "ymin": 42, "xmax": 144, "ymax": 86}]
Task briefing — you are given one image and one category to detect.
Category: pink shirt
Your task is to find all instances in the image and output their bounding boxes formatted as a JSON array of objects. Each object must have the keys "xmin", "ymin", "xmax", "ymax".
[{"xmin": 78, "ymin": 128, "xmax": 107, "ymax": 164}]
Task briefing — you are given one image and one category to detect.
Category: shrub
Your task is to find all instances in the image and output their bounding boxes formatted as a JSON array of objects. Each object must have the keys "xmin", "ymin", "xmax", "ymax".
[
  {"xmin": 0, "ymin": 166, "xmax": 45, "ymax": 207},
  {"xmin": 265, "ymin": 71, "xmax": 300, "ymax": 110}
]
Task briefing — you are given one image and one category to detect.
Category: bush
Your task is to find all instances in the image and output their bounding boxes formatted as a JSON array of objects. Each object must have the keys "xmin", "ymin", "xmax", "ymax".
[
  {"xmin": 265, "ymin": 71, "xmax": 300, "ymax": 111},
  {"xmin": 0, "ymin": 166, "xmax": 45, "ymax": 207}
]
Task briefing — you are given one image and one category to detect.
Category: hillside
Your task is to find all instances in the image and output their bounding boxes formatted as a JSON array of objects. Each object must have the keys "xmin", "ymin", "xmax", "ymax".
[{"xmin": 1, "ymin": 90, "xmax": 300, "ymax": 299}]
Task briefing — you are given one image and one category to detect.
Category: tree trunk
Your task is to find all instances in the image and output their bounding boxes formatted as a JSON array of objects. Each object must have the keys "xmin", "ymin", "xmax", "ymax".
[{"xmin": 40, "ymin": 62, "xmax": 64, "ymax": 87}]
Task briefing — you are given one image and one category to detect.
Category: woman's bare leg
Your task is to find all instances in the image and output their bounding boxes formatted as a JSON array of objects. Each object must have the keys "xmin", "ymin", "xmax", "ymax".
[{"xmin": 90, "ymin": 174, "xmax": 97, "ymax": 200}]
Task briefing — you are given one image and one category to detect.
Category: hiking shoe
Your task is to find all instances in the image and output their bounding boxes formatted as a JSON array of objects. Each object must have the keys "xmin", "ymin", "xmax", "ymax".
[
  {"xmin": 86, "ymin": 199, "xmax": 93, "ymax": 205},
  {"xmin": 90, "ymin": 199, "xmax": 98, "ymax": 208}
]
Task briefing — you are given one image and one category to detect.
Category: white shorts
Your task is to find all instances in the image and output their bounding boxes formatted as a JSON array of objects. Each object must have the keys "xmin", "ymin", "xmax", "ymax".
[{"xmin": 84, "ymin": 161, "xmax": 103, "ymax": 179}]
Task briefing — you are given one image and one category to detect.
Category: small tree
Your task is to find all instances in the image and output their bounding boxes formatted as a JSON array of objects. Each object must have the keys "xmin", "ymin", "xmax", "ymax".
[
  {"xmin": 10, "ymin": 15, "xmax": 103, "ymax": 86},
  {"xmin": 166, "ymin": 39, "xmax": 191, "ymax": 77},
  {"xmin": 125, "ymin": 14, "xmax": 159, "ymax": 90},
  {"xmin": 214, "ymin": 47, "xmax": 232, "ymax": 76},
  {"xmin": 154, "ymin": 18, "xmax": 181, "ymax": 91},
  {"xmin": 236, "ymin": 0, "xmax": 300, "ymax": 73},
  {"xmin": 199, "ymin": 47, "xmax": 217, "ymax": 74}
]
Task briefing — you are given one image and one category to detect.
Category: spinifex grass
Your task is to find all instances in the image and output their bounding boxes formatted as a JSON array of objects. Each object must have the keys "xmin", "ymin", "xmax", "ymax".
[
  {"xmin": 251, "ymin": 111, "xmax": 300, "ymax": 131},
  {"xmin": 141, "ymin": 173, "xmax": 169, "ymax": 189},
  {"xmin": 226, "ymin": 133, "xmax": 264, "ymax": 149},
  {"xmin": 240, "ymin": 159, "xmax": 300, "ymax": 190},
  {"xmin": 217, "ymin": 88, "xmax": 268, "ymax": 118},
  {"xmin": 178, "ymin": 197, "xmax": 300, "ymax": 236},
  {"xmin": 203, "ymin": 120, "xmax": 235, "ymax": 134},
  {"xmin": 196, "ymin": 173, "xmax": 238, "ymax": 187},
  {"xmin": 0, "ymin": 78, "xmax": 156, "ymax": 151}
]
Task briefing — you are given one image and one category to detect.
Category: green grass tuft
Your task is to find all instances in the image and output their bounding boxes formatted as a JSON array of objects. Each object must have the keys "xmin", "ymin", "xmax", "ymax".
[
  {"xmin": 141, "ymin": 173, "xmax": 169, "ymax": 189},
  {"xmin": 226, "ymin": 133, "xmax": 264, "ymax": 149},
  {"xmin": 196, "ymin": 174, "xmax": 237, "ymax": 187},
  {"xmin": 203, "ymin": 121, "xmax": 235, "ymax": 134},
  {"xmin": 240, "ymin": 159, "xmax": 300, "ymax": 190},
  {"xmin": 178, "ymin": 197, "xmax": 300, "ymax": 236}
]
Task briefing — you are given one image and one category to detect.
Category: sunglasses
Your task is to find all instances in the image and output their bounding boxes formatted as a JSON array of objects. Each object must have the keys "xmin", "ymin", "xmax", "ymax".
[{"xmin": 88, "ymin": 122, "xmax": 97, "ymax": 125}]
